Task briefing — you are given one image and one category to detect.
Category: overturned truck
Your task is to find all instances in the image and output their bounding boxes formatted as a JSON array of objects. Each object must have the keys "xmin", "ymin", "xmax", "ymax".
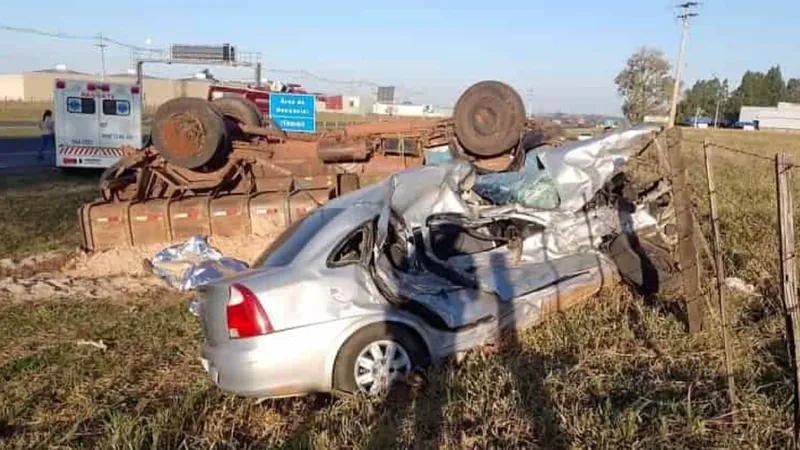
[{"xmin": 79, "ymin": 80, "xmax": 546, "ymax": 250}]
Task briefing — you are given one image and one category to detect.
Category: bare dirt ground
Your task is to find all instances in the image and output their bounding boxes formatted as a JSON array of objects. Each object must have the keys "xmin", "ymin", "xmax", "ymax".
[{"xmin": 0, "ymin": 128, "xmax": 798, "ymax": 448}]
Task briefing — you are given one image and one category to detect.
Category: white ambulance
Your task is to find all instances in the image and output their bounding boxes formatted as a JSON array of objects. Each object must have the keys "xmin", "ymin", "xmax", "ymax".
[{"xmin": 54, "ymin": 79, "xmax": 142, "ymax": 169}]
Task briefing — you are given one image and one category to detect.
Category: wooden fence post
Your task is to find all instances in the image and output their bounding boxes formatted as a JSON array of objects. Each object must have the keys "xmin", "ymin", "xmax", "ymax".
[
  {"xmin": 776, "ymin": 152, "xmax": 800, "ymax": 446},
  {"xmin": 667, "ymin": 127, "xmax": 704, "ymax": 333},
  {"xmin": 703, "ymin": 139, "xmax": 737, "ymax": 411}
]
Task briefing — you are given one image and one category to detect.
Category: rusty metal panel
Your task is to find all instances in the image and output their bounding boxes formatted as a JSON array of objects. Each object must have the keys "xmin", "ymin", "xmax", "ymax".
[
  {"xmin": 248, "ymin": 190, "xmax": 328, "ymax": 237},
  {"xmin": 169, "ymin": 196, "xmax": 212, "ymax": 241},
  {"xmin": 130, "ymin": 200, "xmax": 170, "ymax": 246},
  {"xmin": 361, "ymin": 153, "xmax": 424, "ymax": 175},
  {"xmin": 210, "ymin": 195, "xmax": 250, "ymax": 237},
  {"xmin": 250, "ymin": 192, "xmax": 289, "ymax": 237},
  {"xmin": 253, "ymin": 176, "xmax": 293, "ymax": 193},
  {"xmin": 287, "ymin": 190, "xmax": 328, "ymax": 223},
  {"xmin": 343, "ymin": 119, "xmax": 441, "ymax": 138},
  {"xmin": 81, "ymin": 202, "xmax": 131, "ymax": 250},
  {"xmin": 293, "ymin": 175, "xmax": 335, "ymax": 192}
]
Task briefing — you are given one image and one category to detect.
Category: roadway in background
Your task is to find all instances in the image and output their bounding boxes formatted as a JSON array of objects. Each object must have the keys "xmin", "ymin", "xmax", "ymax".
[{"xmin": 0, "ymin": 135, "xmax": 48, "ymax": 169}]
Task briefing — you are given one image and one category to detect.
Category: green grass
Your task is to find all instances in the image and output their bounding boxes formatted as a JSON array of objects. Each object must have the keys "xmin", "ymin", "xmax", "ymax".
[
  {"xmin": 0, "ymin": 170, "xmax": 99, "ymax": 258},
  {"xmin": 0, "ymin": 127, "xmax": 798, "ymax": 448},
  {"xmin": 0, "ymin": 126, "xmax": 40, "ymax": 137},
  {"xmin": 0, "ymin": 102, "xmax": 51, "ymax": 123}
]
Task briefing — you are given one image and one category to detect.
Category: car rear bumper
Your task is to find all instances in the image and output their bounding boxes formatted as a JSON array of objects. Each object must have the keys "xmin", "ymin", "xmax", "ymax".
[{"xmin": 200, "ymin": 319, "xmax": 359, "ymax": 398}]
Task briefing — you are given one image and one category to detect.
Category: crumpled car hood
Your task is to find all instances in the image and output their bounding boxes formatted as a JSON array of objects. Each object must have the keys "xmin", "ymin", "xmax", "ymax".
[{"xmin": 537, "ymin": 125, "xmax": 658, "ymax": 211}]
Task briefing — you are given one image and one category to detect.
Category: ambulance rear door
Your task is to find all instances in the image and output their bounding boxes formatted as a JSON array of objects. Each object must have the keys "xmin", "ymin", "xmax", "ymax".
[
  {"xmin": 98, "ymin": 83, "xmax": 142, "ymax": 153},
  {"xmin": 54, "ymin": 79, "xmax": 100, "ymax": 168}
]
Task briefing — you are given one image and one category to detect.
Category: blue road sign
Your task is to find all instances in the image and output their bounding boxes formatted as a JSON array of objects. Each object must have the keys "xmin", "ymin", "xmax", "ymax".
[{"xmin": 268, "ymin": 93, "xmax": 316, "ymax": 133}]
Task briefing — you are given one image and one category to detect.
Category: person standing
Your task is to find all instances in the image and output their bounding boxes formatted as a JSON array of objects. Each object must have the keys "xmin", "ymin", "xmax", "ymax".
[{"xmin": 38, "ymin": 109, "xmax": 55, "ymax": 163}]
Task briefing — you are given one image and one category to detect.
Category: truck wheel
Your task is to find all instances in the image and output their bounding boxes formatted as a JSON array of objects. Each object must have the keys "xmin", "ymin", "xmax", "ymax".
[
  {"xmin": 211, "ymin": 97, "xmax": 263, "ymax": 127},
  {"xmin": 333, "ymin": 323, "xmax": 430, "ymax": 396},
  {"xmin": 453, "ymin": 80, "xmax": 526, "ymax": 158},
  {"xmin": 152, "ymin": 98, "xmax": 228, "ymax": 170}
]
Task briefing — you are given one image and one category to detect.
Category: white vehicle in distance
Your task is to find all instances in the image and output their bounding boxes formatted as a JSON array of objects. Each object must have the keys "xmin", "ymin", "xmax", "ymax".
[{"xmin": 53, "ymin": 79, "xmax": 142, "ymax": 169}]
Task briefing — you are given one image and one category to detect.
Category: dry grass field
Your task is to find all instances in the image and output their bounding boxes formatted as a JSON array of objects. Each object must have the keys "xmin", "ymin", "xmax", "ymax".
[
  {"xmin": 0, "ymin": 127, "xmax": 799, "ymax": 448},
  {"xmin": 0, "ymin": 102, "xmax": 50, "ymax": 123}
]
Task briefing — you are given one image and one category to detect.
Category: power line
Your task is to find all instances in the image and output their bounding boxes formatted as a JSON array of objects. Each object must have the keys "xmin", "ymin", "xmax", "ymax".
[
  {"xmin": 2, "ymin": 23, "xmax": 429, "ymax": 98},
  {"xmin": 0, "ymin": 23, "xmax": 152, "ymax": 51}
]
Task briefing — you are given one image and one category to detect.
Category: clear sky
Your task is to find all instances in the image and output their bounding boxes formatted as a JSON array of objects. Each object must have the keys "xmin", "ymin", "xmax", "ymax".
[{"xmin": 1, "ymin": 0, "xmax": 798, "ymax": 115}]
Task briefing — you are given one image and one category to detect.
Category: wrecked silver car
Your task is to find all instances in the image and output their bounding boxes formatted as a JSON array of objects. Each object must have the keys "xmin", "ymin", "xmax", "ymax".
[{"xmin": 194, "ymin": 125, "xmax": 677, "ymax": 398}]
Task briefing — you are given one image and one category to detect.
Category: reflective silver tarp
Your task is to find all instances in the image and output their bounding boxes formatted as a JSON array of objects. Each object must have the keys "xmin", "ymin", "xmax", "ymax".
[{"xmin": 150, "ymin": 236, "xmax": 249, "ymax": 291}]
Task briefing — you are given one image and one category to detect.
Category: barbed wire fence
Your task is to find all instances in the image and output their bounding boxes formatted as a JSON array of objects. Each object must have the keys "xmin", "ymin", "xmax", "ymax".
[{"xmin": 676, "ymin": 130, "xmax": 800, "ymax": 444}]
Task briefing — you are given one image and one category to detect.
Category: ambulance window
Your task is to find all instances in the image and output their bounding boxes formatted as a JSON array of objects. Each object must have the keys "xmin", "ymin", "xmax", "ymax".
[
  {"xmin": 66, "ymin": 97, "xmax": 96, "ymax": 114},
  {"xmin": 102, "ymin": 99, "xmax": 130, "ymax": 116}
]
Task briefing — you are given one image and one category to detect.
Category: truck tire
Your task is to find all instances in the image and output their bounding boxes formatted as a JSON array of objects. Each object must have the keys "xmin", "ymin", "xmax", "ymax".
[
  {"xmin": 605, "ymin": 233, "xmax": 681, "ymax": 296},
  {"xmin": 211, "ymin": 96, "xmax": 263, "ymax": 127},
  {"xmin": 152, "ymin": 98, "xmax": 228, "ymax": 170},
  {"xmin": 453, "ymin": 80, "xmax": 526, "ymax": 158}
]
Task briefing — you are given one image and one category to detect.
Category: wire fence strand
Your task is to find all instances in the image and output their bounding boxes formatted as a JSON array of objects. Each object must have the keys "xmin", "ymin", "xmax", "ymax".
[{"xmin": 683, "ymin": 138, "xmax": 777, "ymax": 163}]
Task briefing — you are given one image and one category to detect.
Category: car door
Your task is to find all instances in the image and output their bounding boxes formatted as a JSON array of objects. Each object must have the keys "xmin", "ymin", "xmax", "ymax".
[
  {"xmin": 371, "ymin": 190, "xmax": 501, "ymax": 330},
  {"xmin": 319, "ymin": 221, "xmax": 385, "ymax": 317},
  {"xmin": 423, "ymin": 212, "xmax": 605, "ymax": 302}
]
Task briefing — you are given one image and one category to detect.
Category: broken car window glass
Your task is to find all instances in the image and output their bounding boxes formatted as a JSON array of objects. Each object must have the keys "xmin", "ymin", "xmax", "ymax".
[{"xmin": 472, "ymin": 149, "xmax": 561, "ymax": 210}]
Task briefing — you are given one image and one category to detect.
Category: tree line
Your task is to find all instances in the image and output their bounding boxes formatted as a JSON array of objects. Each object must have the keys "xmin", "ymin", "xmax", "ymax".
[{"xmin": 614, "ymin": 47, "xmax": 800, "ymax": 124}]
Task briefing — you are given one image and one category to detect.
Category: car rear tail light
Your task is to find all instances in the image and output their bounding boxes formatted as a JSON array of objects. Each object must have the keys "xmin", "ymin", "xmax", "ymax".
[
  {"xmin": 131, "ymin": 85, "xmax": 140, "ymax": 94},
  {"xmin": 55, "ymin": 80, "xmax": 65, "ymax": 89},
  {"xmin": 226, "ymin": 283, "xmax": 273, "ymax": 339},
  {"xmin": 100, "ymin": 83, "xmax": 110, "ymax": 92},
  {"xmin": 63, "ymin": 158, "xmax": 77, "ymax": 165},
  {"xmin": 87, "ymin": 83, "xmax": 96, "ymax": 91}
]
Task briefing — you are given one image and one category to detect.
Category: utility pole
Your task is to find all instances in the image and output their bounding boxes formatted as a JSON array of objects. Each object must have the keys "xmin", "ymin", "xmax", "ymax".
[
  {"xmin": 525, "ymin": 88, "xmax": 534, "ymax": 118},
  {"xmin": 668, "ymin": 2, "xmax": 699, "ymax": 127},
  {"xmin": 96, "ymin": 33, "xmax": 108, "ymax": 81}
]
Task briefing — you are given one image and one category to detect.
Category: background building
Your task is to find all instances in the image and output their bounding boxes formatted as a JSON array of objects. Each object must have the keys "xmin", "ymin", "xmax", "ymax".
[
  {"xmin": 0, "ymin": 67, "xmax": 426, "ymax": 119},
  {"xmin": 0, "ymin": 67, "xmax": 217, "ymax": 110},
  {"xmin": 740, "ymin": 102, "xmax": 800, "ymax": 130}
]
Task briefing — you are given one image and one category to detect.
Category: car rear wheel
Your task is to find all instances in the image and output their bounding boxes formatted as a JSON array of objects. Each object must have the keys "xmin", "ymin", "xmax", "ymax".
[{"xmin": 333, "ymin": 323, "xmax": 429, "ymax": 396}]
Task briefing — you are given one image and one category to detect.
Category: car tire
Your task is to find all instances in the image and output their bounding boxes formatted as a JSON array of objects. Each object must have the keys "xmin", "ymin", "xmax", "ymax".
[
  {"xmin": 333, "ymin": 323, "xmax": 429, "ymax": 396},
  {"xmin": 606, "ymin": 233, "xmax": 681, "ymax": 296}
]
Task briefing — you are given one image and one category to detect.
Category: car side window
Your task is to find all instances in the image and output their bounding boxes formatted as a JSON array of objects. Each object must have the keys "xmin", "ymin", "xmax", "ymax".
[{"xmin": 328, "ymin": 227, "xmax": 367, "ymax": 267}]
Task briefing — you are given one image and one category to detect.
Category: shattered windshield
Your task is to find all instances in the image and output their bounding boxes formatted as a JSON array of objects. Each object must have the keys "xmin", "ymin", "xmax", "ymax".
[
  {"xmin": 472, "ymin": 149, "xmax": 561, "ymax": 209},
  {"xmin": 253, "ymin": 207, "xmax": 347, "ymax": 268}
]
